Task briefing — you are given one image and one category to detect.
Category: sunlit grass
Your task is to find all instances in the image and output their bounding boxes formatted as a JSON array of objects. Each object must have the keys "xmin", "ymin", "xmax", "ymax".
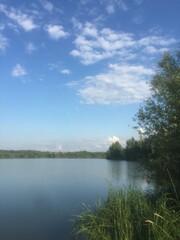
[{"xmin": 73, "ymin": 187, "xmax": 180, "ymax": 240}]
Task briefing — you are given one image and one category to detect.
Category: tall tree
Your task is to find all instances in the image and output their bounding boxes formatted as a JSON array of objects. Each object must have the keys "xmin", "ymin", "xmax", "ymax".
[
  {"xmin": 106, "ymin": 141, "xmax": 124, "ymax": 160},
  {"xmin": 135, "ymin": 50, "xmax": 180, "ymax": 184},
  {"xmin": 125, "ymin": 137, "xmax": 141, "ymax": 161}
]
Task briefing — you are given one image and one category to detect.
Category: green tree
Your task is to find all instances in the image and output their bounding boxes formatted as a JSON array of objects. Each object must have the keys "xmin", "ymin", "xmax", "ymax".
[
  {"xmin": 106, "ymin": 141, "xmax": 124, "ymax": 160},
  {"xmin": 135, "ymin": 50, "xmax": 180, "ymax": 185},
  {"xmin": 125, "ymin": 137, "xmax": 141, "ymax": 161}
]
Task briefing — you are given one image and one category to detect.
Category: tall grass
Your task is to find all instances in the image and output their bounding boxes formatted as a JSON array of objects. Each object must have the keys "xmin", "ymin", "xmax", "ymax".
[{"xmin": 73, "ymin": 187, "xmax": 180, "ymax": 240}]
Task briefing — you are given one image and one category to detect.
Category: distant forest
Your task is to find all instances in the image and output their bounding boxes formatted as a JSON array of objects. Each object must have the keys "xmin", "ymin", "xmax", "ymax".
[{"xmin": 0, "ymin": 150, "xmax": 106, "ymax": 159}]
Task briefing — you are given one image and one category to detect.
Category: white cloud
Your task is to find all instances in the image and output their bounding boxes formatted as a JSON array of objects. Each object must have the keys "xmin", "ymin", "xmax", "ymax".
[
  {"xmin": 12, "ymin": 64, "xmax": 27, "ymax": 77},
  {"xmin": 105, "ymin": 0, "xmax": 128, "ymax": 13},
  {"xmin": 138, "ymin": 36, "xmax": 177, "ymax": 47},
  {"xmin": 108, "ymin": 136, "xmax": 120, "ymax": 144},
  {"xmin": 82, "ymin": 22, "xmax": 98, "ymax": 37},
  {"xmin": 71, "ymin": 22, "xmax": 177, "ymax": 65},
  {"xmin": 71, "ymin": 23, "xmax": 135, "ymax": 65},
  {"xmin": 40, "ymin": 0, "xmax": 54, "ymax": 12},
  {"xmin": 0, "ymin": 3, "xmax": 38, "ymax": 31},
  {"xmin": 104, "ymin": 136, "xmax": 127, "ymax": 148},
  {"xmin": 61, "ymin": 69, "xmax": 71, "ymax": 75},
  {"xmin": 69, "ymin": 22, "xmax": 177, "ymax": 105},
  {"xmin": 109, "ymin": 64, "xmax": 153, "ymax": 75},
  {"xmin": 79, "ymin": 0, "xmax": 127, "ymax": 13},
  {"xmin": 69, "ymin": 63, "xmax": 153, "ymax": 105},
  {"xmin": 10, "ymin": 13, "xmax": 37, "ymax": 31},
  {"xmin": 25, "ymin": 42, "xmax": 37, "ymax": 54},
  {"xmin": 0, "ymin": 34, "xmax": 8, "ymax": 53},
  {"xmin": 44, "ymin": 24, "xmax": 69, "ymax": 40}
]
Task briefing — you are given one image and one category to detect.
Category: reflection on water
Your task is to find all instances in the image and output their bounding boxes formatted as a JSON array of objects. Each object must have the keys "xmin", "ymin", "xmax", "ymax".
[
  {"xmin": 0, "ymin": 158, "xmax": 152, "ymax": 240},
  {"xmin": 107, "ymin": 160, "xmax": 152, "ymax": 191},
  {"xmin": 108, "ymin": 160, "xmax": 128, "ymax": 182}
]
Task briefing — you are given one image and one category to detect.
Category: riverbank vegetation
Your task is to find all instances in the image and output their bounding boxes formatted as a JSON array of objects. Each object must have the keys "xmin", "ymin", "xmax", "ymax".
[
  {"xmin": 74, "ymin": 187, "xmax": 180, "ymax": 240},
  {"xmin": 75, "ymin": 49, "xmax": 180, "ymax": 239}
]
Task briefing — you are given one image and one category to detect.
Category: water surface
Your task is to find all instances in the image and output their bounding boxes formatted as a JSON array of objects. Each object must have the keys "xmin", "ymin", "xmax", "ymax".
[{"xmin": 0, "ymin": 158, "xmax": 151, "ymax": 240}]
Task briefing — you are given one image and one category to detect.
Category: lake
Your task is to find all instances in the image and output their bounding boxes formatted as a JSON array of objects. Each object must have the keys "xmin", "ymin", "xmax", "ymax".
[{"xmin": 0, "ymin": 158, "xmax": 152, "ymax": 240}]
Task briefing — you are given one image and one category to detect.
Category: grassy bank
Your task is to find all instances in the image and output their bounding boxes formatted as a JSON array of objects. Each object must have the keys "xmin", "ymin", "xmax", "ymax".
[{"xmin": 74, "ymin": 187, "xmax": 180, "ymax": 240}]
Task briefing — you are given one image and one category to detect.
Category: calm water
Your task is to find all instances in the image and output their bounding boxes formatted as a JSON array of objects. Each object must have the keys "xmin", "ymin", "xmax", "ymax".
[{"xmin": 0, "ymin": 159, "xmax": 152, "ymax": 240}]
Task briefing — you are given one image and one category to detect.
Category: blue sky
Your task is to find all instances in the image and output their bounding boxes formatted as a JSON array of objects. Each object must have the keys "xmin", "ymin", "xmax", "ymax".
[{"xmin": 0, "ymin": 0, "xmax": 179, "ymax": 152}]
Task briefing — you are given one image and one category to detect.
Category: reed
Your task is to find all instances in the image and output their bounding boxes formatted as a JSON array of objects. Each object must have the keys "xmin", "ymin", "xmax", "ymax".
[
  {"xmin": 74, "ymin": 187, "xmax": 180, "ymax": 240},
  {"xmin": 146, "ymin": 194, "xmax": 180, "ymax": 240}
]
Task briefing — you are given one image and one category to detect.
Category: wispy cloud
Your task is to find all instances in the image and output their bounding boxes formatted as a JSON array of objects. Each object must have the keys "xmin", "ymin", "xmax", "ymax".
[
  {"xmin": 48, "ymin": 62, "xmax": 60, "ymax": 70},
  {"xmin": 132, "ymin": 15, "xmax": 143, "ymax": 24},
  {"xmin": 0, "ymin": 3, "xmax": 38, "ymax": 31},
  {"xmin": 25, "ymin": 42, "xmax": 37, "ymax": 54},
  {"xmin": 138, "ymin": 36, "xmax": 176, "ymax": 46},
  {"xmin": 106, "ymin": 4, "xmax": 115, "ymax": 14},
  {"xmin": 71, "ymin": 21, "xmax": 177, "ymax": 65},
  {"xmin": 116, "ymin": 0, "xmax": 128, "ymax": 11},
  {"xmin": 12, "ymin": 64, "xmax": 27, "ymax": 77},
  {"xmin": 71, "ymin": 22, "xmax": 135, "ymax": 64},
  {"xmin": 78, "ymin": 0, "xmax": 127, "ymax": 15},
  {"xmin": 61, "ymin": 69, "xmax": 71, "ymax": 75},
  {"xmin": 69, "ymin": 63, "xmax": 153, "ymax": 105},
  {"xmin": 134, "ymin": 0, "xmax": 143, "ymax": 5},
  {"xmin": 69, "ymin": 22, "xmax": 177, "ymax": 105},
  {"xmin": 105, "ymin": 0, "xmax": 128, "ymax": 14},
  {"xmin": 0, "ymin": 34, "xmax": 8, "ymax": 53},
  {"xmin": 40, "ymin": 0, "xmax": 54, "ymax": 12},
  {"xmin": 44, "ymin": 24, "xmax": 69, "ymax": 40},
  {"xmin": 47, "ymin": 62, "xmax": 71, "ymax": 75}
]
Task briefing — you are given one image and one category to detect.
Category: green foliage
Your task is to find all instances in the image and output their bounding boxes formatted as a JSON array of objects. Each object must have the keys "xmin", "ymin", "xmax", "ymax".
[
  {"xmin": 106, "ymin": 141, "xmax": 124, "ymax": 160},
  {"xmin": 125, "ymin": 137, "xmax": 141, "ymax": 161},
  {"xmin": 61, "ymin": 151, "xmax": 106, "ymax": 159},
  {"xmin": 135, "ymin": 50, "xmax": 180, "ymax": 185},
  {"xmin": 0, "ymin": 150, "xmax": 49, "ymax": 159},
  {"xmin": 0, "ymin": 150, "xmax": 106, "ymax": 159},
  {"xmin": 74, "ymin": 187, "xmax": 180, "ymax": 240}
]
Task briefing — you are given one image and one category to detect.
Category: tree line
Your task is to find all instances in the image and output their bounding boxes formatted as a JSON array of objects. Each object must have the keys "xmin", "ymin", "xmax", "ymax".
[
  {"xmin": 106, "ymin": 137, "xmax": 151, "ymax": 162},
  {"xmin": 0, "ymin": 150, "xmax": 106, "ymax": 159}
]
